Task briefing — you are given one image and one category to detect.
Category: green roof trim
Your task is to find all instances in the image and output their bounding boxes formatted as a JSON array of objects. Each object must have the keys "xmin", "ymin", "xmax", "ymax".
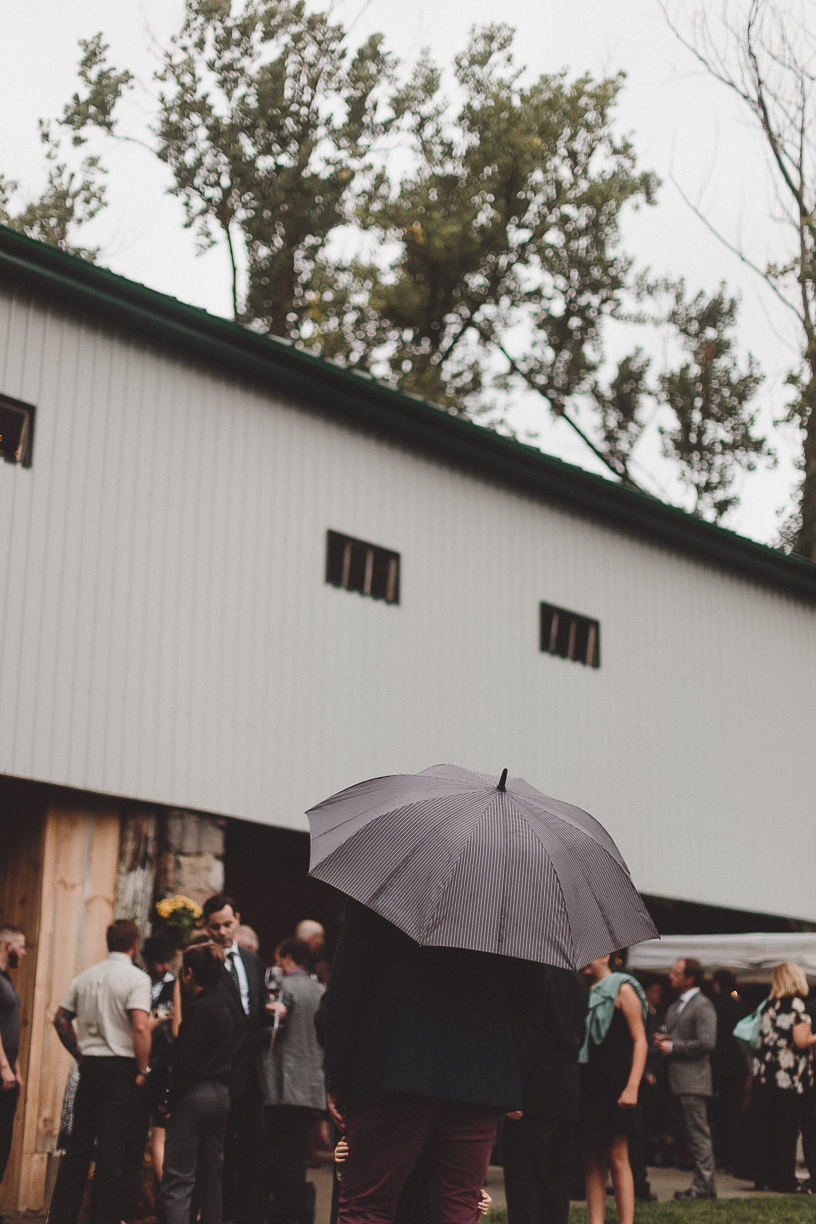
[{"xmin": 2, "ymin": 223, "xmax": 815, "ymax": 603}]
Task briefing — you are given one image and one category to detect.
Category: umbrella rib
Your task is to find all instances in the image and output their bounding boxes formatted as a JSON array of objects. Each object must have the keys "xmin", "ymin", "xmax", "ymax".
[
  {"xmin": 420, "ymin": 795, "xmax": 500, "ymax": 942},
  {"xmin": 309, "ymin": 780, "xmax": 490, "ymax": 867},
  {"xmin": 510, "ymin": 793, "xmax": 621, "ymax": 954},
  {"xmin": 360, "ymin": 799, "xmax": 482, "ymax": 910}
]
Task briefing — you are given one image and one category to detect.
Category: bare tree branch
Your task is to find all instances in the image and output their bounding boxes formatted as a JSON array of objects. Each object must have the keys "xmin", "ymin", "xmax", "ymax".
[{"xmin": 670, "ymin": 172, "xmax": 802, "ymax": 319}]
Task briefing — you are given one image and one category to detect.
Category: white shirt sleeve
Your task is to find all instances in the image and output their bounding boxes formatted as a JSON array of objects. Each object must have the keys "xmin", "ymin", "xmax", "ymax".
[
  {"xmin": 125, "ymin": 970, "xmax": 153, "ymax": 1013},
  {"xmin": 60, "ymin": 978, "xmax": 79, "ymax": 1013}
]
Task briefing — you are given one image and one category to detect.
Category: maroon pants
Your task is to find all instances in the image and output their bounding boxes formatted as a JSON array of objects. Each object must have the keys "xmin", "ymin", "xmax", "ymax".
[{"xmin": 338, "ymin": 1095, "xmax": 501, "ymax": 1224}]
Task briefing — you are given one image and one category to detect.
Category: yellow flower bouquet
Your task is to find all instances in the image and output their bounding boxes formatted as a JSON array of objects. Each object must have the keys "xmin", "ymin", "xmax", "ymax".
[{"xmin": 153, "ymin": 894, "xmax": 202, "ymax": 945}]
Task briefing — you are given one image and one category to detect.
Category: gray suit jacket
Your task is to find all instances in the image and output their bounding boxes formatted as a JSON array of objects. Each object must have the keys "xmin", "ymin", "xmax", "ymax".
[
  {"xmin": 666, "ymin": 991, "xmax": 717, "ymax": 1097},
  {"xmin": 262, "ymin": 970, "xmax": 326, "ymax": 1109}
]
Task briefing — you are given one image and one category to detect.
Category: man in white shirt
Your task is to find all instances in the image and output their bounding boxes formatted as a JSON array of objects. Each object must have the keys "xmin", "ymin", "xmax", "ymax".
[
  {"xmin": 48, "ymin": 919, "xmax": 152, "ymax": 1224},
  {"xmin": 654, "ymin": 958, "xmax": 718, "ymax": 1200}
]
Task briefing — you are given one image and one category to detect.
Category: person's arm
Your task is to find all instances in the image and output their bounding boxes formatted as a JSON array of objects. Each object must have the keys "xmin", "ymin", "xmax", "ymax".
[
  {"xmin": 792, "ymin": 1002, "xmax": 816, "ymax": 1051},
  {"xmin": 0, "ymin": 1030, "xmax": 16, "ymax": 1091},
  {"xmin": 670, "ymin": 1000, "xmax": 717, "ymax": 1059},
  {"xmin": 53, "ymin": 1006, "xmax": 82, "ymax": 1063},
  {"xmin": 130, "ymin": 1009, "xmax": 151, "ymax": 1081},
  {"xmin": 171, "ymin": 976, "xmax": 183, "ymax": 1038},
  {"xmin": 792, "ymin": 1021, "xmax": 816, "ymax": 1050},
  {"xmin": 324, "ymin": 902, "xmax": 384, "ymax": 1128},
  {"xmin": 617, "ymin": 983, "xmax": 648, "ymax": 1108}
]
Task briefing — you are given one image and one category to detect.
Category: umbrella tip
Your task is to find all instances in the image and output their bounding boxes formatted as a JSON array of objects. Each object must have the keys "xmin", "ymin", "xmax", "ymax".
[{"xmin": 497, "ymin": 768, "xmax": 508, "ymax": 792}]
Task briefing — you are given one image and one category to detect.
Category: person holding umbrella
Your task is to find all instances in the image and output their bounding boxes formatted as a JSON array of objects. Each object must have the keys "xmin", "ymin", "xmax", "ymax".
[
  {"xmin": 579, "ymin": 955, "xmax": 648, "ymax": 1224},
  {"xmin": 324, "ymin": 897, "xmax": 523, "ymax": 1224},
  {"xmin": 310, "ymin": 764, "xmax": 657, "ymax": 1224}
]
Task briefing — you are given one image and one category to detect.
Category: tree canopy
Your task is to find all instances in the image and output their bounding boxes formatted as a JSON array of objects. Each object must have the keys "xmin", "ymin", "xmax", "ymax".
[
  {"xmin": 1, "ymin": 2, "xmax": 771, "ymax": 527},
  {"xmin": 664, "ymin": 0, "xmax": 816, "ymax": 556}
]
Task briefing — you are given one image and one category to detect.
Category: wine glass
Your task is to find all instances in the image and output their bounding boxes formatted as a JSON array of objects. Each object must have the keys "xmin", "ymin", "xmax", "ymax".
[{"xmin": 265, "ymin": 966, "xmax": 283, "ymax": 1002}]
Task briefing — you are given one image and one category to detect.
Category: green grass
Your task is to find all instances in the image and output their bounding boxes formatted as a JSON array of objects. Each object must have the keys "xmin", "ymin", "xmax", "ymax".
[{"xmin": 486, "ymin": 1198, "xmax": 816, "ymax": 1223}]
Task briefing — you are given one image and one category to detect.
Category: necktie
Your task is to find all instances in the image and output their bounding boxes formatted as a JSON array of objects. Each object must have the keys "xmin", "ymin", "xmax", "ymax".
[{"xmin": 226, "ymin": 950, "xmax": 240, "ymax": 991}]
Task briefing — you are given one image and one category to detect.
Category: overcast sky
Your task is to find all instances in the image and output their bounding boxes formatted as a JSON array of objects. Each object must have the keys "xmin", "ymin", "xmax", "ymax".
[{"xmin": 1, "ymin": 0, "xmax": 806, "ymax": 545}]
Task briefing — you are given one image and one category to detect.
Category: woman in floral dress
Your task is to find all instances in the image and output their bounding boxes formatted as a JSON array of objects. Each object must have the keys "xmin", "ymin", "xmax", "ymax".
[{"xmin": 751, "ymin": 962, "xmax": 816, "ymax": 1191}]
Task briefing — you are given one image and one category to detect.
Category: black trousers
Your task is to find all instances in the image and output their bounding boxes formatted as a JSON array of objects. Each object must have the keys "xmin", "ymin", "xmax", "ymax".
[
  {"xmin": 750, "ymin": 1081, "xmax": 799, "ymax": 1192},
  {"xmin": 800, "ymin": 1088, "xmax": 816, "ymax": 1184},
  {"xmin": 711, "ymin": 1074, "xmax": 745, "ymax": 1173},
  {"xmin": 0, "ymin": 1085, "xmax": 19, "ymax": 1185},
  {"xmin": 48, "ymin": 1057, "xmax": 150, "ymax": 1224},
  {"xmin": 222, "ymin": 1084, "xmax": 266, "ymax": 1224},
  {"xmin": 627, "ymin": 1101, "xmax": 652, "ymax": 1198},
  {"xmin": 266, "ymin": 1105, "xmax": 312, "ymax": 1224},
  {"xmin": 161, "ymin": 1080, "xmax": 230, "ymax": 1224},
  {"xmin": 503, "ymin": 1115, "xmax": 576, "ymax": 1224}
]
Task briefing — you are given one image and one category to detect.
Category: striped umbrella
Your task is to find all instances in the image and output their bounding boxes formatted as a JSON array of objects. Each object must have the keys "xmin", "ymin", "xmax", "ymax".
[{"xmin": 307, "ymin": 763, "xmax": 658, "ymax": 969}]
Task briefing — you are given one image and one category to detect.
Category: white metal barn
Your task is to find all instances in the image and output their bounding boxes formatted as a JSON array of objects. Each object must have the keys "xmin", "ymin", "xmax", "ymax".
[{"xmin": 1, "ymin": 224, "xmax": 815, "ymax": 1205}]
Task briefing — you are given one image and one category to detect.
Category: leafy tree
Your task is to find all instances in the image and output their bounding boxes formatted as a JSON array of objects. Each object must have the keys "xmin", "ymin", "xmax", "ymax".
[
  {"xmin": 3, "ymin": 9, "xmax": 769, "ymax": 525},
  {"xmin": 301, "ymin": 27, "xmax": 767, "ymax": 512},
  {"xmin": 0, "ymin": 36, "xmax": 131, "ymax": 259},
  {"xmin": 658, "ymin": 285, "xmax": 768, "ymax": 518},
  {"xmin": 155, "ymin": 0, "xmax": 392, "ymax": 325},
  {"xmin": 306, "ymin": 29, "xmax": 658, "ymax": 432},
  {"xmin": 663, "ymin": 0, "xmax": 816, "ymax": 555}
]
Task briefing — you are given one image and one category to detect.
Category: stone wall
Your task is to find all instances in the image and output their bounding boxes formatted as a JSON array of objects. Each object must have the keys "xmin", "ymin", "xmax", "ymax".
[
  {"xmin": 156, "ymin": 810, "xmax": 225, "ymax": 908},
  {"xmin": 113, "ymin": 810, "xmax": 158, "ymax": 940},
  {"xmin": 113, "ymin": 807, "xmax": 226, "ymax": 935}
]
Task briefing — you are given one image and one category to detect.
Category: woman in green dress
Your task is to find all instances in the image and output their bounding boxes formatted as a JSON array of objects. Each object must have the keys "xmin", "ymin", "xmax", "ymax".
[{"xmin": 580, "ymin": 954, "xmax": 648, "ymax": 1224}]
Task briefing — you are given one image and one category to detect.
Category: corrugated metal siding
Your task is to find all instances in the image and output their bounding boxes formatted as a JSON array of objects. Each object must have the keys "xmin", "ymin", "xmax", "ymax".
[{"xmin": 1, "ymin": 286, "xmax": 815, "ymax": 920}]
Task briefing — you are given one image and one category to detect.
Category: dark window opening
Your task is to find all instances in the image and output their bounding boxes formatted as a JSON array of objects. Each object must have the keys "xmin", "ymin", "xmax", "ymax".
[
  {"xmin": 0, "ymin": 395, "xmax": 35, "ymax": 466},
  {"xmin": 326, "ymin": 530, "xmax": 400, "ymax": 604},
  {"xmin": 540, "ymin": 601, "xmax": 600, "ymax": 667}
]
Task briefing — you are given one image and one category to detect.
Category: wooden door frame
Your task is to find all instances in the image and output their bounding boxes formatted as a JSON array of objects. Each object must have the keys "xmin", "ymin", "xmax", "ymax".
[{"xmin": 0, "ymin": 782, "xmax": 121, "ymax": 1212}]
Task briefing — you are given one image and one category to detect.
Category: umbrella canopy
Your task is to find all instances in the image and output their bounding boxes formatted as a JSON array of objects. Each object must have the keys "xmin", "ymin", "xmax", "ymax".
[{"xmin": 307, "ymin": 763, "xmax": 658, "ymax": 969}]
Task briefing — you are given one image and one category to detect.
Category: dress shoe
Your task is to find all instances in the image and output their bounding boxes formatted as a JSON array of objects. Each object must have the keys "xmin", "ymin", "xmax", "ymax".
[
  {"xmin": 636, "ymin": 1192, "xmax": 659, "ymax": 1203},
  {"xmin": 674, "ymin": 1187, "xmax": 717, "ymax": 1199}
]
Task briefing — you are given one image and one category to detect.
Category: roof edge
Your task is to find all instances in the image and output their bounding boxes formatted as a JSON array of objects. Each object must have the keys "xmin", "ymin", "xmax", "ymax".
[{"xmin": 2, "ymin": 224, "xmax": 816, "ymax": 603}]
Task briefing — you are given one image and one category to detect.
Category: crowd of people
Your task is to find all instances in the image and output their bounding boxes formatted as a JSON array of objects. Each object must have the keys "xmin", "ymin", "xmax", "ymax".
[
  {"xmin": 4, "ymin": 910, "xmax": 816, "ymax": 1224},
  {"xmin": 0, "ymin": 900, "xmax": 328, "ymax": 1224}
]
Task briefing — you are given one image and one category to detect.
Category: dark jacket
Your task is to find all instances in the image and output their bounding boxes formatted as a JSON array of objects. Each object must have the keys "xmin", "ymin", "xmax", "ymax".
[
  {"xmin": 171, "ymin": 986, "xmax": 236, "ymax": 1099},
  {"xmin": 216, "ymin": 944, "xmax": 268, "ymax": 1098},
  {"xmin": 712, "ymin": 993, "xmax": 749, "ymax": 1081},
  {"xmin": 644, "ymin": 1006, "xmax": 665, "ymax": 1080},
  {"xmin": 508, "ymin": 964, "xmax": 588, "ymax": 1121},
  {"xmin": 323, "ymin": 900, "xmax": 524, "ymax": 1111}
]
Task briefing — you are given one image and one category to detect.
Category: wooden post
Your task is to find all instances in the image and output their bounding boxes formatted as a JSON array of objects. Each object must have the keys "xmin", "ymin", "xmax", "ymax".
[{"xmin": 0, "ymin": 798, "xmax": 120, "ymax": 1212}]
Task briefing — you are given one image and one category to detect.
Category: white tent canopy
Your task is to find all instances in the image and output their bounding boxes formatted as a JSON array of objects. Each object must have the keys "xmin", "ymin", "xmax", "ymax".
[{"xmin": 628, "ymin": 933, "xmax": 816, "ymax": 982}]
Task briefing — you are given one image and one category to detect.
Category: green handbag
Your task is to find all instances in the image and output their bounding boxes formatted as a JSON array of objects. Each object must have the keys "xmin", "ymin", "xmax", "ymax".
[{"xmin": 733, "ymin": 997, "xmax": 770, "ymax": 1055}]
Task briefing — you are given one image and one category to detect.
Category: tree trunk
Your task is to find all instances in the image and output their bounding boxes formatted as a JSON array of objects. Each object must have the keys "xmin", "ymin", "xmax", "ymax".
[{"xmin": 795, "ymin": 402, "xmax": 816, "ymax": 560}]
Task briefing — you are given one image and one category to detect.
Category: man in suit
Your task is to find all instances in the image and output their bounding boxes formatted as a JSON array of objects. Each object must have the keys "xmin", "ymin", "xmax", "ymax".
[
  {"xmin": 203, "ymin": 893, "xmax": 271, "ymax": 1224},
  {"xmin": 324, "ymin": 899, "xmax": 526, "ymax": 1224},
  {"xmin": 504, "ymin": 965, "xmax": 588, "ymax": 1224},
  {"xmin": 654, "ymin": 958, "xmax": 717, "ymax": 1200},
  {"xmin": 263, "ymin": 937, "xmax": 326, "ymax": 1224}
]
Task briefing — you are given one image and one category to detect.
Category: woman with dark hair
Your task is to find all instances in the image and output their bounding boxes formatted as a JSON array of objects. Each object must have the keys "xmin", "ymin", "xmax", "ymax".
[
  {"xmin": 160, "ymin": 942, "xmax": 235, "ymax": 1224},
  {"xmin": 579, "ymin": 954, "xmax": 648, "ymax": 1224}
]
